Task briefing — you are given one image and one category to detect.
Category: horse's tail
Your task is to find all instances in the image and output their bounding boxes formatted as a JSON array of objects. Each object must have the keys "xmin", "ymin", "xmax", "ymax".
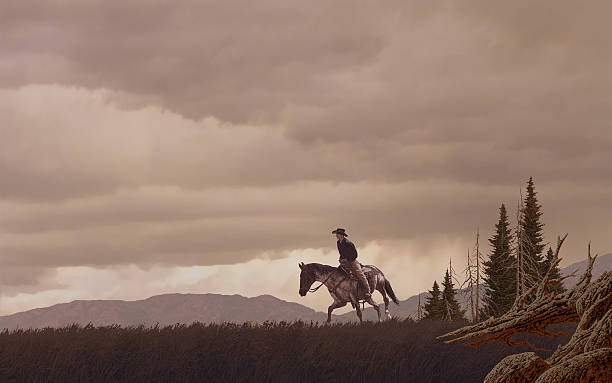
[{"xmin": 384, "ymin": 279, "xmax": 400, "ymax": 305}]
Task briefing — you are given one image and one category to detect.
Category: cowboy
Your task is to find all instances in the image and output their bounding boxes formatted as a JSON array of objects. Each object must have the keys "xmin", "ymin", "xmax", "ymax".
[{"xmin": 332, "ymin": 228, "xmax": 371, "ymax": 299}]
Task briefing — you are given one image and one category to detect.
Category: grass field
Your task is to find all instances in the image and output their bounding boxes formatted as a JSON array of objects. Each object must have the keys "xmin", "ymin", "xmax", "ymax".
[{"xmin": 0, "ymin": 319, "xmax": 575, "ymax": 383}]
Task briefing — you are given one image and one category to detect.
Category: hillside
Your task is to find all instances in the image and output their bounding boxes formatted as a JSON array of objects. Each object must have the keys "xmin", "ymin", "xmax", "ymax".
[
  {"xmin": 0, "ymin": 294, "xmax": 326, "ymax": 330},
  {"xmin": 559, "ymin": 252, "xmax": 612, "ymax": 287}
]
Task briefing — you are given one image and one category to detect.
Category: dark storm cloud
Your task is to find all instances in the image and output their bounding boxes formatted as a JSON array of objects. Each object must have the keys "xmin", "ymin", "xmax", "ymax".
[
  {"xmin": 0, "ymin": 0, "xmax": 389, "ymax": 122},
  {"xmin": 1, "ymin": 1, "xmax": 611, "ymax": 189}
]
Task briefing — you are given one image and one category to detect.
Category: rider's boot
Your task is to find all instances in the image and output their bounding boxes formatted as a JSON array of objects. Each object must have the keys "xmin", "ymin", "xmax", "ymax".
[{"xmin": 350, "ymin": 260, "xmax": 371, "ymax": 300}]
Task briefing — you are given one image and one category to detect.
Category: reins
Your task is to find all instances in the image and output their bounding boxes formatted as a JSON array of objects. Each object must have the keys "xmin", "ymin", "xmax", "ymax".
[
  {"xmin": 307, "ymin": 266, "xmax": 350, "ymax": 293},
  {"xmin": 307, "ymin": 271, "xmax": 335, "ymax": 293}
]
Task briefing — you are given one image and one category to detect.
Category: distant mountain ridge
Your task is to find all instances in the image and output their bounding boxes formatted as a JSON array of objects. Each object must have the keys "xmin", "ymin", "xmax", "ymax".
[
  {"xmin": 1, "ymin": 254, "xmax": 609, "ymax": 329},
  {"xmin": 0, "ymin": 293, "xmax": 326, "ymax": 330},
  {"xmin": 559, "ymin": 252, "xmax": 611, "ymax": 288}
]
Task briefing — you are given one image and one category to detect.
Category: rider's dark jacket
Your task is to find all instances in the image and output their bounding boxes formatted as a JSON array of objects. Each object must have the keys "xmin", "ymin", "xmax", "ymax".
[{"xmin": 337, "ymin": 239, "xmax": 358, "ymax": 262}]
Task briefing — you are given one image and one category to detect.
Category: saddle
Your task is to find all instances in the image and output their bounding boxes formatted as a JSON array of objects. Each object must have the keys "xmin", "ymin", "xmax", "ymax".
[
  {"xmin": 338, "ymin": 264, "xmax": 373, "ymax": 308},
  {"xmin": 338, "ymin": 262, "xmax": 366, "ymax": 279}
]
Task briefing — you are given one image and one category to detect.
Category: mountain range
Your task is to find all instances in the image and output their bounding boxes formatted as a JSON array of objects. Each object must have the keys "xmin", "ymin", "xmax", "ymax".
[{"xmin": 1, "ymin": 253, "xmax": 609, "ymax": 329}]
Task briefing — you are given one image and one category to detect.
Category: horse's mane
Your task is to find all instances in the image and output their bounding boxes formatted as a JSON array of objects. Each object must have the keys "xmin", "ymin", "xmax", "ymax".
[{"xmin": 307, "ymin": 263, "xmax": 336, "ymax": 275}]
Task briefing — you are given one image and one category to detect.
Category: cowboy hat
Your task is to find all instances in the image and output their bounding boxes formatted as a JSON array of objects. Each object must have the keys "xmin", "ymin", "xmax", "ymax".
[{"xmin": 332, "ymin": 228, "xmax": 348, "ymax": 236}]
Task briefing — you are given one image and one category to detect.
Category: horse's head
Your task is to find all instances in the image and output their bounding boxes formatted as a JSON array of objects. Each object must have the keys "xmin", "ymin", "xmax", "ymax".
[{"xmin": 298, "ymin": 262, "xmax": 316, "ymax": 296}]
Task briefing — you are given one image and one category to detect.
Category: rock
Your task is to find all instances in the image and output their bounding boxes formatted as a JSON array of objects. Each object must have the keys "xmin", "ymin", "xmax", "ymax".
[
  {"xmin": 535, "ymin": 348, "xmax": 612, "ymax": 383},
  {"xmin": 485, "ymin": 352, "xmax": 549, "ymax": 383}
]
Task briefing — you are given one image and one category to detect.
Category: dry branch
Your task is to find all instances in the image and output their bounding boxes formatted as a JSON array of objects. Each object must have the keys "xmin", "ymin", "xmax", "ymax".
[{"xmin": 438, "ymin": 235, "xmax": 612, "ymax": 383}]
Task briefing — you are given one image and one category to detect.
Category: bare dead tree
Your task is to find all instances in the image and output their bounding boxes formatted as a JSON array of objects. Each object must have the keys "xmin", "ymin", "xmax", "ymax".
[
  {"xmin": 449, "ymin": 257, "xmax": 461, "ymax": 287},
  {"xmin": 515, "ymin": 198, "xmax": 522, "ymax": 297},
  {"xmin": 460, "ymin": 230, "xmax": 484, "ymax": 323},
  {"xmin": 438, "ymin": 235, "xmax": 612, "ymax": 382},
  {"xmin": 462, "ymin": 248, "xmax": 477, "ymax": 322},
  {"xmin": 417, "ymin": 292, "xmax": 423, "ymax": 321},
  {"xmin": 475, "ymin": 228, "xmax": 481, "ymax": 322},
  {"xmin": 443, "ymin": 294, "xmax": 452, "ymax": 321}
]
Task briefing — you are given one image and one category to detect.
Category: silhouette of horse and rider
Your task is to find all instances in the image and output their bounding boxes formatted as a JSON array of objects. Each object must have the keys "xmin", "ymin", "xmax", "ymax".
[{"xmin": 299, "ymin": 228, "xmax": 399, "ymax": 323}]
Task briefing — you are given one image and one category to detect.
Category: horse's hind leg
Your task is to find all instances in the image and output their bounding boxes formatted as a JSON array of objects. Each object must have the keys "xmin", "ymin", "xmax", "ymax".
[
  {"xmin": 378, "ymin": 282, "xmax": 391, "ymax": 320},
  {"xmin": 369, "ymin": 299, "xmax": 381, "ymax": 322},
  {"xmin": 364, "ymin": 293, "xmax": 381, "ymax": 322}
]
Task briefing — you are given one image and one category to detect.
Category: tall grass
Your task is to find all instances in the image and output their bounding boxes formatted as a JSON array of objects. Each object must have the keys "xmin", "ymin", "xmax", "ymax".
[{"xmin": 0, "ymin": 319, "xmax": 574, "ymax": 383}]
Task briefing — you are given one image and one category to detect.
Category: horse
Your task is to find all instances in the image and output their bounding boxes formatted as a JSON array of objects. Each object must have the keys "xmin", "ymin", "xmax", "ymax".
[{"xmin": 298, "ymin": 262, "xmax": 400, "ymax": 323}]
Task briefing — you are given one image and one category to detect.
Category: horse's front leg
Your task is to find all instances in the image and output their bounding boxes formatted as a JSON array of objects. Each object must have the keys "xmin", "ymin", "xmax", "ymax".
[
  {"xmin": 355, "ymin": 301, "xmax": 363, "ymax": 323},
  {"xmin": 327, "ymin": 301, "xmax": 347, "ymax": 323}
]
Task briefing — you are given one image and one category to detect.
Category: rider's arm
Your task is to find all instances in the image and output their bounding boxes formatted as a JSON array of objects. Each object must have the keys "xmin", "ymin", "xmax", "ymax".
[{"xmin": 347, "ymin": 241, "xmax": 358, "ymax": 261}]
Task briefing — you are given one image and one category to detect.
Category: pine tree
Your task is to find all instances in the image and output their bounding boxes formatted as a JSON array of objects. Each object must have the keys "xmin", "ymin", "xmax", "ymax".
[
  {"xmin": 542, "ymin": 246, "xmax": 566, "ymax": 294},
  {"xmin": 481, "ymin": 204, "xmax": 516, "ymax": 319},
  {"xmin": 521, "ymin": 177, "xmax": 546, "ymax": 288},
  {"xmin": 423, "ymin": 281, "xmax": 443, "ymax": 320},
  {"xmin": 441, "ymin": 270, "xmax": 465, "ymax": 321}
]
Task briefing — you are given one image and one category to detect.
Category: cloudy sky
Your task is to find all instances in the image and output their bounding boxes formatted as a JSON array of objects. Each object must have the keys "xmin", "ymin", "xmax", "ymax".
[{"xmin": 1, "ymin": 1, "xmax": 611, "ymax": 315}]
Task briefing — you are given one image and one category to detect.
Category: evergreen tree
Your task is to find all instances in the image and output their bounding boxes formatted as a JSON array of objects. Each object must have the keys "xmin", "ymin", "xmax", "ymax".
[
  {"xmin": 542, "ymin": 246, "xmax": 566, "ymax": 294},
  {"xmin": 423, "ymin": 281, "xmax": 443, "ymax": 320},
  {"xmin": 521, "ymin": 177, "xmax": 547, "ymax": 288},
  {"xmin": 441, "ymin": 270, "xmax": 465, "ymax": 321},
  {"xmin": 481, "ymin": 204, "xmax": 516, "ymax": 319}
]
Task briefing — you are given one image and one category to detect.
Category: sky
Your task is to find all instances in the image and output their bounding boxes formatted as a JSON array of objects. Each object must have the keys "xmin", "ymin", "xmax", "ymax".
[{"xmin": 1, "ymin": 1, "xmax": 611, "ymax": 315}]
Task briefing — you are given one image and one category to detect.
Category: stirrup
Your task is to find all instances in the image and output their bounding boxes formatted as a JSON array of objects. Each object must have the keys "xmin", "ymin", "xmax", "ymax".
[{"xmin": 357, "ymin": 285, "xmax": 371, "ymax": 300}]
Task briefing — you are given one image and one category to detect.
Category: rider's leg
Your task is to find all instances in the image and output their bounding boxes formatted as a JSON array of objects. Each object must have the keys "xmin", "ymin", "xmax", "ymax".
[
  {"xmin": 349, "ymin": 260, "xmax": 371, "ymax": 298},
  {"xmin": 338, "ymin": 258, "xmax": 350, "ymax": 272}
]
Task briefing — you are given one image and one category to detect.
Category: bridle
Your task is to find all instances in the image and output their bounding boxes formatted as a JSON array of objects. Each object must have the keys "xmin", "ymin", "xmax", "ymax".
[
  {"xmin": 306, "ymin": 266, "xmax": 348, "ymax": 294},
  {"xmin": 307, "ymin": 271, "xmax": 333, "ymax": 293}
]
